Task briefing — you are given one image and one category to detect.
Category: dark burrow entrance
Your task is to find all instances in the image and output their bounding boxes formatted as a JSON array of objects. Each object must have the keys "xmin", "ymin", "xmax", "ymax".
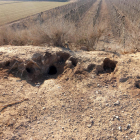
[
  {"xmin": 26, "ymin": 67, "xmax": 34, "ymax": 74},
  {"xmin": 0, "ymin": 51, "xmax": 77, "ymax": 86},
  {"xmin": 48, "ymin": 65, "xmax": 57, "ymax": 75},
  {"xmin": 135, "ymin": 81, "xmax": 140, "ymax": 89},
  {"xmin": 103, "ymin": 58, "xmax": 117, "ymax": 73},
  {"xmin": 69, "ymin": 57, "xmax": 78, "ymax": 67},
  {"xmin": 5, "ymin": 61, "xmax": 10, "ymax": 67}
]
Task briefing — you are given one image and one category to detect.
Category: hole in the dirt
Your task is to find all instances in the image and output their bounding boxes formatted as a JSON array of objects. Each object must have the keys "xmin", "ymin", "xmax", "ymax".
[
  {"xmin": 103, "ymin": 58, "xmax": 117, "ymax": 73},
  {"xmin": 59, "ymin": 57, "xmax": 65, "ymax": 63},
  {"xmin": 69, "ymin": 57, "xmax": 77, "ymax": 67},
  {"xmin": 5, "ymin": 61, "xmax": 10, "ymax": 67},
  {"xmin": 135, "ymin": 81, "xmax": 140, "ymax": 89},
  {"xmin": 26, "ymin": 67, "xmax": 34, "ymax": 74},
  {"xmin": 87, "ymin": 64, "xmax": 95, "ymax": 72},
  {"xmin": 48, "ymin": 65, "xmax": 57, "ymax": 75},
  {"xmin": 57, "ymin": 52, "xmax": 70, "ymax": 63}
]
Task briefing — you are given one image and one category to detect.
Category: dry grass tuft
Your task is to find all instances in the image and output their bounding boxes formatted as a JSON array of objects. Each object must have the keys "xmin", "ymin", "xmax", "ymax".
[
  {"xmin": 77, "ymin": 28, "xmax": 105, "ymax": 51},
  {"xmin": 0, "ymin": 25, "xmax": 51, "ymax": 46},
  {"xmin": 51, "ymin": 30, "xmax": 65, "ymax": 47},
  {"xmin": 0, "ymin": 19, "xmax": 104, "ymax": 50}
]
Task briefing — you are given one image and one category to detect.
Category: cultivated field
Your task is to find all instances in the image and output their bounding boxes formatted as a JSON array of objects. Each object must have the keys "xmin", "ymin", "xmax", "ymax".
[
  {"xmin": 0, "ymin": 1, "xmax": 70, "ymax": 25},
  {"xmin": 0, "ymin": 0, "xmax": 140, "ymax": 53}
]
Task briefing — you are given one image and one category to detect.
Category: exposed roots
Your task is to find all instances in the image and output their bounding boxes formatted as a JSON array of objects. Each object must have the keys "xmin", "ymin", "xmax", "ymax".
[{"xmin": 0, "ymin": 98, "xmax": 29, "ymax": 112}]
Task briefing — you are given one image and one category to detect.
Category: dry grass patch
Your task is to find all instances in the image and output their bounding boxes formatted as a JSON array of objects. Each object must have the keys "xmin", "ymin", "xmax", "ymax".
[
  {"xmin": 77, "ymin": 28, "xmax": 105, "ymax": 51},
  {"xmin": 51, "ymin": 30, "xmax": 66, "ymax": 47},
  {"xmin": 0, "ymin": 25, "xmax": 51, "ymax": 46},
  {"xmin": 0, "ymin": 19, "xmax": 105, "ymax": 50}
]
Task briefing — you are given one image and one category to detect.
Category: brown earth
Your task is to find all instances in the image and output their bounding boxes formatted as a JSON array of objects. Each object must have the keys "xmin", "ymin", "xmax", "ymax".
[{"xmin": 0, "ymin": 45, "xmax": 140, "ymax": 140}]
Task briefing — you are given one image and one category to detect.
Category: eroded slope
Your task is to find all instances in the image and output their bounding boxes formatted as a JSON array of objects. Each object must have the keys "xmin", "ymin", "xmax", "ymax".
[{"xmin": 0, "ymin": 46, "xmax": 140, "ymax": 139}]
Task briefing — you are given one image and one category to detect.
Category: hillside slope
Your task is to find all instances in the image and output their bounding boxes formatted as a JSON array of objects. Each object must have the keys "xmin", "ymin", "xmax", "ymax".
[{"xmin": 0, "ymin": 45, "xmax": 140, "ymax": 139}]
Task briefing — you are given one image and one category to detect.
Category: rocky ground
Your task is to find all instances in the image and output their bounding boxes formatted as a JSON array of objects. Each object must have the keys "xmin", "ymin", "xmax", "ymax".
[{"xmin": 0, "ymin": 45, "xmax": 140, "ymax": 140}]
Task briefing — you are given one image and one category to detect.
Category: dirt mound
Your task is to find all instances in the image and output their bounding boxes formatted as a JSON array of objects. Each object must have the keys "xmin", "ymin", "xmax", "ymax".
[
  {"xmin": 0, "ymin": 47, "xmax": 79, "ymax": 85},
  {"xmin": 0, "ymin": 46, "xmax": 140, "ymax": 140}
]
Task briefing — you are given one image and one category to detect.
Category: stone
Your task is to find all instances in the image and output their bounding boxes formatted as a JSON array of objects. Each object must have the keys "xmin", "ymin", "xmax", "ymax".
[
  {"xmin": 119, "ymin": 77, "xmax": 128, "ymax": 83},
  {"xmin": 87, "ymin": 120, "xmax": 94, "ymax": 128},
  {"xmin": 36, "ymin": 83, "xmax": 40, "ymax": 87},
  {"xmin": 95, "ymin": 90, "xmax": 101, "ymax": 94},
  {"xmin": 126, "ymin": 124, "xmax": 131, "ymax": 130},
  {"xmin": 65, "ymin": 60, "xmax": 72, "ymax": 68},
  {"xmin": 43, "ymin": 107, "xmax": 46, "ymax": 110},
  {"xmin": 114, "ymin": 101, "xmax": 120, "ymax": 106},
  {"xmin": 87, "ymin": 124, "xmax": 92, "ymax": 128},
  {"xmin": 116, "ymin": 116, "xmax": 120, "ymax": 120},
  {"xmin": 118, "ymin": 126, "xmax": 122, "ymax": 131}
]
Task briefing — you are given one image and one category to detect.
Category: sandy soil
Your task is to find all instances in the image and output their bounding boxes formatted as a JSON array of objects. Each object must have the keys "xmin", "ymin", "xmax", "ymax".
[{"xmin": 0, "ymin": 45, "xmax": 140, "ymax": 140}]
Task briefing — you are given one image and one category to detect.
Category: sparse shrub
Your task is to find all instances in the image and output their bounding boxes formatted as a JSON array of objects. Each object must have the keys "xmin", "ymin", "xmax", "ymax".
[
  {"xmin": 0, "ymin": 27, "xmax": 14, "ymax": 45},
  {"xmin": 77, "ymin": 28, "xmax": 104, "ymax": 51},
  {"xmin": 0, "ymin": 25, "xmax": 51, "ymax": 46},
  {"xmin": 51, "ymin": 30, "xmax": 65, "ymax": 47},
  {"xmin": 28, "ymin": 26, "xmax": 51, "ymax": 46}
]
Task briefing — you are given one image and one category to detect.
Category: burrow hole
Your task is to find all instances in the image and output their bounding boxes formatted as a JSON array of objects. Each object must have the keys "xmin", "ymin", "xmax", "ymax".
[
  {"xmin": 87, "ymin": 64, "xmax": 95, "ymax": 72},
  {"xmin": 103, "ymin": 58, "xmax": 117, "ymax": 72},
  {"xmin": 70, "ymin": 57, "xmax": 78, "ymax": 67},
  {"xmin": 48, "ymin": 65, "xmax": 57, "ymax": 75},
  {"xmin": 135, "ymin": 81, "xmax": 140, "ymax": 89},
  {"xmin": 26, "ymin": 67, "xmax": 34, "ymax": 74},
  {"xmin": 5, "ymin": 61, "xmax": 10, "ymax": 67},
  {"xmin": 57, "ymin": 52, "xmax": 70, "ymax": 64}
]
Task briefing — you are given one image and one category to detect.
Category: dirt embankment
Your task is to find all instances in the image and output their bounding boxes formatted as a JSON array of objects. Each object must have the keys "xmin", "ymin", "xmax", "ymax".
[{"xmin": 0, "ymin": 45, "xmax": 140, "ymax": 140}]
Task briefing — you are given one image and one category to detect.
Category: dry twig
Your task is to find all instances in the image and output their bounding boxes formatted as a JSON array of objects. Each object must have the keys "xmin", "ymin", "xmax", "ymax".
[{"xmin": 0, "ymin": 98, "xmax": 29, "ymax": 112}]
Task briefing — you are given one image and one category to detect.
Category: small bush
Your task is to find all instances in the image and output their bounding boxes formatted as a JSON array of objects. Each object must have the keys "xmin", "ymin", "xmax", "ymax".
[
  {"xmin": 77, "ymin": 28, "xmax": 104, "ymax": 51},
  {"xmin": 0, "ymin": 25, "xmax": 51, "ymax": 46},
  {"xmin": 51, "ymin": 30, "xmax": 65, "ymax": 47},
  {"xmin": 0, "ymin": 20, "xmax": 104, "ymax": 49}
]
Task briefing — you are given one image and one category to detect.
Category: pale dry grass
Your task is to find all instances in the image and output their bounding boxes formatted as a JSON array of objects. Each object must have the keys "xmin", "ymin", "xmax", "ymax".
[
  {"xmin": 0, "ymin": 26, "xmax": 50, "ymax": 46},
  {"xmin": 76, "ymin": 28, "xmax": 105, "ymax": 51},
  {"xmin": 0, "ymin": 16, "xmax": 76, "ymax": 46},
  {"xmin": 0, "ymin": 16, "xmax": 105, "ymax": 51}
]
